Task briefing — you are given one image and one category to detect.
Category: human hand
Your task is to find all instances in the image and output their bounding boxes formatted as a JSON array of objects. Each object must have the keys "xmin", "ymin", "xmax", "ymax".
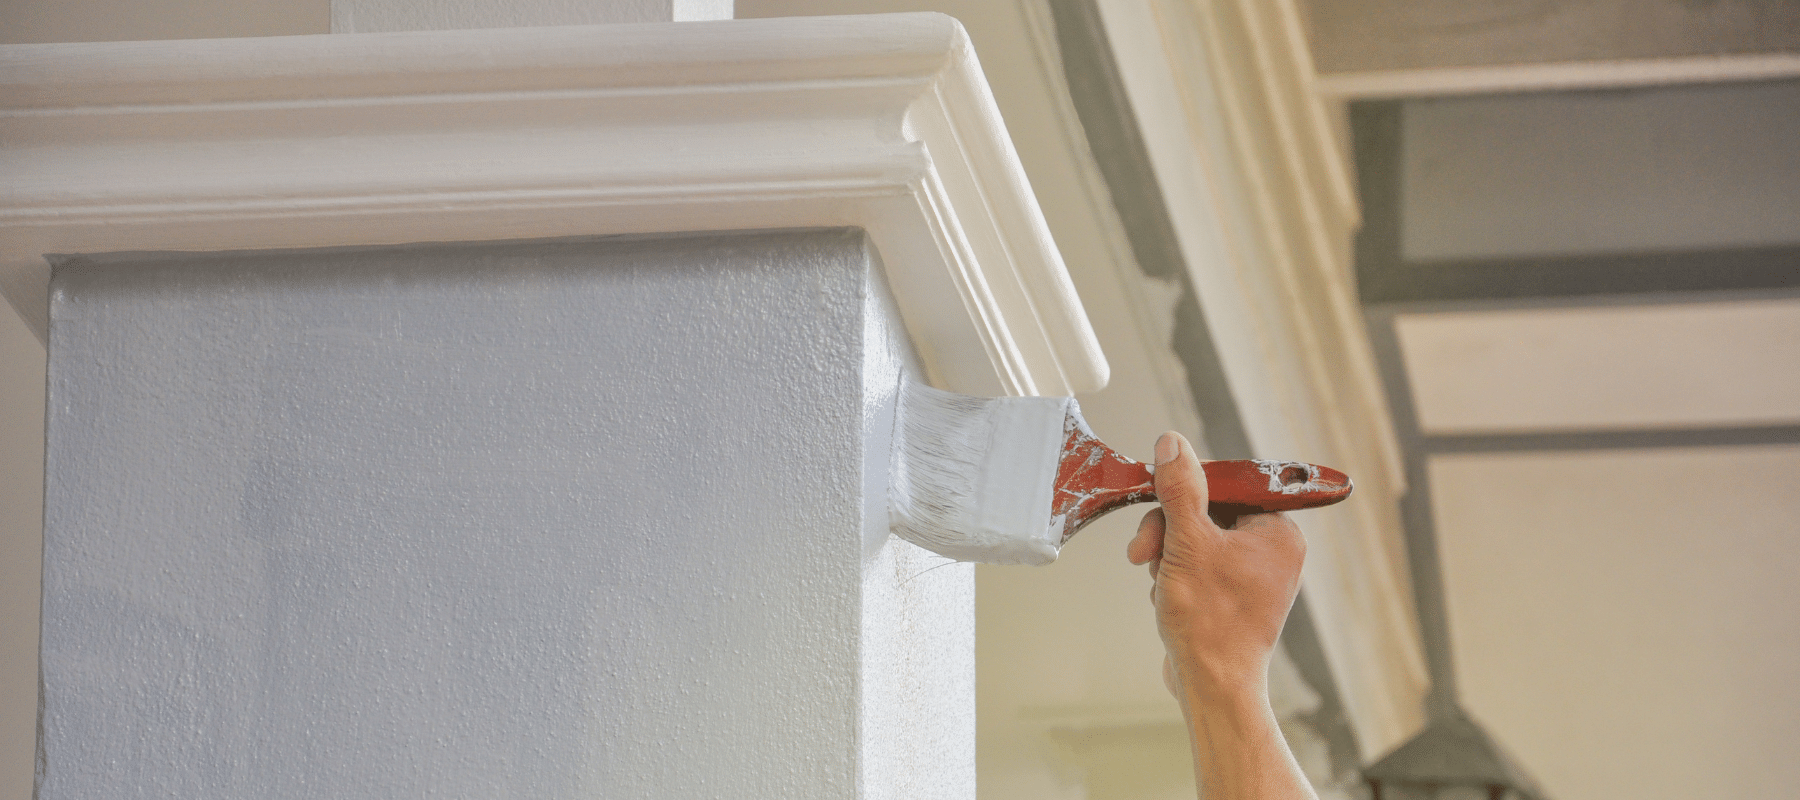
[{"xmin": 1127, "ymin": 432, "xmax": 1307, "ymax": 701}]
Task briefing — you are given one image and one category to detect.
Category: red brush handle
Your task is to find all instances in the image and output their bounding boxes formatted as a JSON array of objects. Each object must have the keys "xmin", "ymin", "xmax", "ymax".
[{"xmin": 1051, "ymin": 425, "xmax": 1352, "ymax": 542}]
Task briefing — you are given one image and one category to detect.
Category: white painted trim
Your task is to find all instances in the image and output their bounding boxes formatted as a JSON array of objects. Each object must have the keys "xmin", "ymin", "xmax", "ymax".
[
  {"xmin": 1096, "ymin": 0, "xmax": 1429, "ymax": 757},
  {"xmin": 0, "ymin": 13, "xmax": 1107, "ymax": 397},
  {"xmin": 1314, "ymin": 53, "xmax": 1800, "ymax": 99}
]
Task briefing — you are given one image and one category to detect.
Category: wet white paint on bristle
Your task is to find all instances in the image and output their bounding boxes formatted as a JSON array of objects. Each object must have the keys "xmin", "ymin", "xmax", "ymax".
[{"xmin": 889, "ymin": 381, "xmax": 1072, "ymax": 566}]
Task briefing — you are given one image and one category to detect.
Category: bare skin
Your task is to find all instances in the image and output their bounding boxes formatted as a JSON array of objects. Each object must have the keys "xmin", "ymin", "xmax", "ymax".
[{"xmin": 1128, "ymin": 431, "xmax": 1319, "ymax": 800}]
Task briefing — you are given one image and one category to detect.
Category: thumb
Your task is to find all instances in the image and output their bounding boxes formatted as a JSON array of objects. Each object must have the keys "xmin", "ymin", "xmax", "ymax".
[{"xmin": 1151, "ymin": 431, "xmax": 1211, "ymax": 527}]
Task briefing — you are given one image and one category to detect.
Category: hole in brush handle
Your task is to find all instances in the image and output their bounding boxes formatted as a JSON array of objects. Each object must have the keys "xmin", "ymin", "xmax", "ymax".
[{"xmin": 1201, "ymin": 460, "xmax": 1354, "ymax": 513}]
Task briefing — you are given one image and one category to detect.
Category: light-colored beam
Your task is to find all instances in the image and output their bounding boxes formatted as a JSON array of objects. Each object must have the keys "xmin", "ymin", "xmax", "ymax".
[{"xmin": 1315, "ymin": 53, "xmax": 1800, "ymax": 100}]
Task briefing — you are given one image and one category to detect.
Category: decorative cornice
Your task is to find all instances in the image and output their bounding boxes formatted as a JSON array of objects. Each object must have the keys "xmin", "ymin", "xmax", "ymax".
[{"xmin": 0, "ymin": 13, "xmax": 1107, "ymax": 397}]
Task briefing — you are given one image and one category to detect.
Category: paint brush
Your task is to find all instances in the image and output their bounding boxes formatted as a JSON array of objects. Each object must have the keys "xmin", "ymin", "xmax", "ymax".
[{"xmin": 889, "ymin": 381, "xmax": 1352, "ymax": 565}]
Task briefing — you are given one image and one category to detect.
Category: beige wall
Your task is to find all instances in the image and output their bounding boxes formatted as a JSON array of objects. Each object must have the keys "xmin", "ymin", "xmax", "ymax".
[
  {"xmin": 1432, "ymin": 447, "xmax": 1800, "ymax": 799},
  {"xmin": 0, "ymin": 311, "xmax": 44, "ymax": 800},
  {"xmin": 1385, "ymin": 78, "xmax": 1800, "ymax": 797},
  {"xmin": 0, "ymin": 0, "xmax": 323, "ymax": 44}
]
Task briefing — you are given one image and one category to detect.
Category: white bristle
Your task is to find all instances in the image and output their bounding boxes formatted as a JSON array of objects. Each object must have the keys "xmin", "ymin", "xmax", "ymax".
[{"xmin": 889, "ymin": 381, "xmax": 1073, "ymax": 566}]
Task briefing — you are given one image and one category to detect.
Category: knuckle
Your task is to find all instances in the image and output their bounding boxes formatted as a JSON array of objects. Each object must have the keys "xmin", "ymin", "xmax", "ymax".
[{"xmin": 1156, "ymin": 484, "xmax": 1208, "ymax": 519}]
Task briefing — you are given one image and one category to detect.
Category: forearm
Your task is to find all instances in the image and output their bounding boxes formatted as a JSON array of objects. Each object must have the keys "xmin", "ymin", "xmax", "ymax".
[
  {"xmin": 1176, "ymin": 665, "xmax": 1319, "ymax": 800},
  {"xmin": 1134, "ymin": 434, "xmax": 1318, "ymax": 800}
]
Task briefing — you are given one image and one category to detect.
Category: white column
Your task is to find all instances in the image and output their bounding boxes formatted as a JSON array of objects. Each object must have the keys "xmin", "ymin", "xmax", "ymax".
[
  {"xmin": 39, "ymin": 230, "xmax": 972, "ymax": 798},
  {"xmin": 333, "ymin": 0, "xmax": 733, "ymax": 33}
]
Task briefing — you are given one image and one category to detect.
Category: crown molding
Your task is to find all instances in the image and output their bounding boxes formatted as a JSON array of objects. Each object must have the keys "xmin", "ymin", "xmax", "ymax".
[
  {"xmin": 1093, "ymin": 0, "xmax": 1428, "ymax": 758},
  {"xmin": 0, "ymin": 13, "xmax": 1107, "ymax": 397}
]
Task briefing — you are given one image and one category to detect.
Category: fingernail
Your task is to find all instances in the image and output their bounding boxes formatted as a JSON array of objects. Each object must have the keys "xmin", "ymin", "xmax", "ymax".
[{"xmin": 1154, "ymin": 432, "xmax": 1180, "ymax": 465}]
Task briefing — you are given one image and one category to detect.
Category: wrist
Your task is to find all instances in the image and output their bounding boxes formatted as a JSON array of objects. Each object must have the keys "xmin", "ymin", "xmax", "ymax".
[{"xmin": 1169, "ymin": 650, "xmax": 1269, "ymax": 710}]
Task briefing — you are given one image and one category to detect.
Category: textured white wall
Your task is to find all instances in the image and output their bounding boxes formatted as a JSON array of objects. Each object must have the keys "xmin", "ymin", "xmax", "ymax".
[{"xmin": 38, "ymin": 230, "xmax": 973, "ymax": 798}]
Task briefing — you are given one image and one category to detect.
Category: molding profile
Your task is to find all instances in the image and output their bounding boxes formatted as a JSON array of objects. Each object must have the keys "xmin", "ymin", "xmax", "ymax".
[
  {"xmin": 0, "ymin": 13, "xmax": 1107, "ymax": 397},
  {"xmin": 1094, "ymin": 0, "xmax": 1429, "ymax": 757}
]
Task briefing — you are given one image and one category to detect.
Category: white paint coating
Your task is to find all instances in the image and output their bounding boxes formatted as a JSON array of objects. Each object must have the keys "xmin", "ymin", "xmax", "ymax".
[
  {"xmin": 332, "ymin": 0, "xmax": 732, "ymax": 33},
  {"xmin": 889, "ymin": 381, "xmax": 1067, "ymax": 566},
  {"xmin": 39, "ymin": 230, "xmax": 974, "ymax": 798},
  {"xmin": 860, "ymin": 249, "xmax": 977, "ymax": 799}
]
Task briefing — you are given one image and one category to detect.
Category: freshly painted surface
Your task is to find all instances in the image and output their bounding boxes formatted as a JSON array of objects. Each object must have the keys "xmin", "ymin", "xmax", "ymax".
[
  {"xmin": 859, "ymin": 249, "xmax": 978, "ymax": 798},
  {"xmin": 0, "ymin": 13, "xmax": 1107, "ymax": 397},
  {"xmin": 39, "ymin": 230, "xmax": 973, "ymax": 798},
  {"xmin": 1396, "ymin": 299, "xmax": 1800, "ymax": 435}
]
